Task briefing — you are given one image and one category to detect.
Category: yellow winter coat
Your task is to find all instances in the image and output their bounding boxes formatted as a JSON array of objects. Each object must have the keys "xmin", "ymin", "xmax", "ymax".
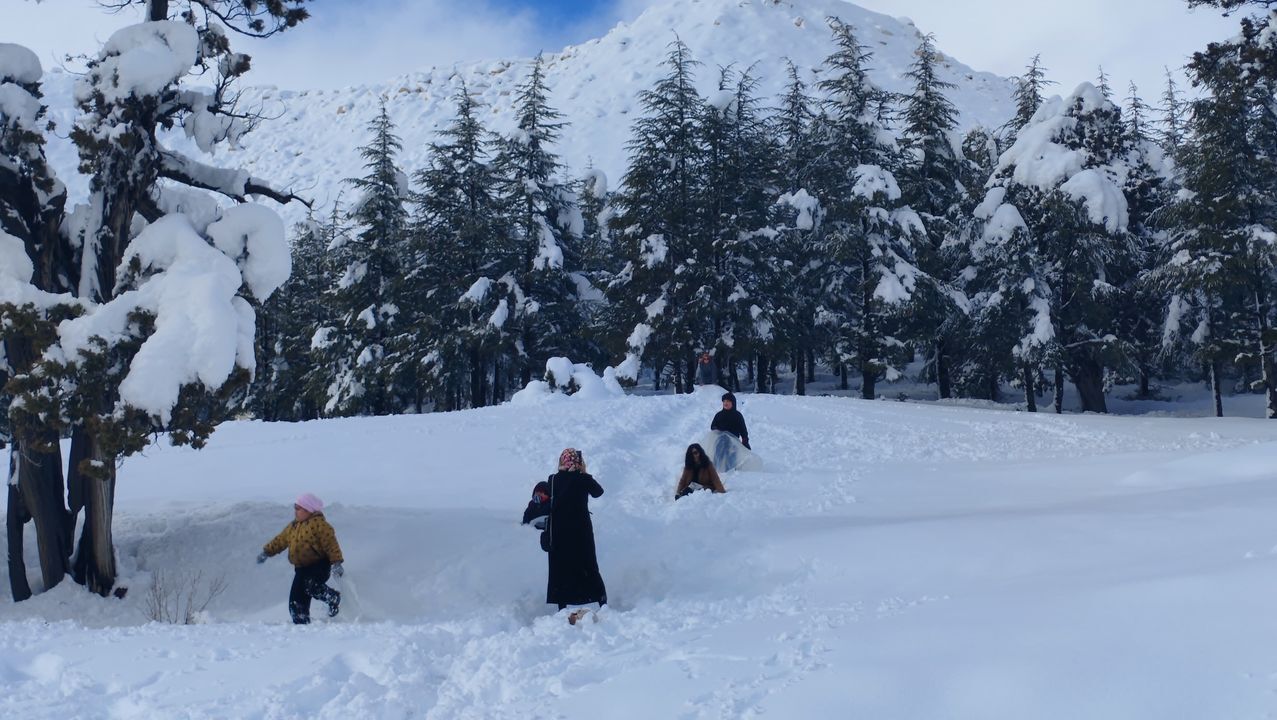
[{"xmin": 263, "ymin": 513, "xmax": 344, "ymax": 567}]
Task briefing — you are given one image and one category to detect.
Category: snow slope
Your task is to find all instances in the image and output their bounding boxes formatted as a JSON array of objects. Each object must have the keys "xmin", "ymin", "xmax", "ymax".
[
  {"xmin": 36, "ymin": 0, "xmax": 1016, "ymax": 225},
  {"xmin": 3, "ymin": 388, "xmax": 1277, "ymax": 718}
]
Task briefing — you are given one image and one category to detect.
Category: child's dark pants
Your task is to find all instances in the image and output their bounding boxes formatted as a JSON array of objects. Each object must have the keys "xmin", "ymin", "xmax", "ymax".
[{"xmin": 289, "ymin": 559, "xmax": 339, "ymax": 624}]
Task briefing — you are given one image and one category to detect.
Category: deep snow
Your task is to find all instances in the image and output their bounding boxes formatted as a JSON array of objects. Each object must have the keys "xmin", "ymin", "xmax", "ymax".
[{"xmin": 3, "ymin": 386, "xmax": 1277, "ymax": 718}]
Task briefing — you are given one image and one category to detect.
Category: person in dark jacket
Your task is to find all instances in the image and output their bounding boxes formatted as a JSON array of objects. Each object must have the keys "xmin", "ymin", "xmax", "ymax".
[
  {"xmin": 521, "ymin": 480, "xmax": 552, "ymax": 529},
  {"xmin": 544, "ymin": 448, "xmax": 607, "ymax": 621},
  {"xmin": 710, "ymin": 392, "xmax": 750, "ymax": 449},
  {"xmin": 675, "ymin": 443, "xmax": 727, "ymax": 499}
]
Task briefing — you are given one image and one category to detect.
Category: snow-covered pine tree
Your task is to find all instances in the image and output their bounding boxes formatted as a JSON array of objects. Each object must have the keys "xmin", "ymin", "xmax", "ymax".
[
  {"xmin": 251, "ymin": 212, "xmax": 334, "ymax": 421},
  {"xmin": 976, "ymin": 82, "xmax": 1138, "ymax": 414},
  {"xmin": 1004, "ymin": 55, "xmax": 1054, "ymax": 144},
  {"xmin": 609, "ymin": 39, "xmax": 707, "ymax": 392},
  {"xmin": 319, "ymin": 103, "xmax": 410, "ymax": 417},
  {"xmin": 492, "ymin": 56, "xmax": 587, "ymax": 390},
  {"xmin": 948, "ymin": 127, "xmax": 1005, "ymax": 401},
  {"xmin": 810, "ymin": 18, "xmax": 927, "ymax": 400},
  {"xmin": 412, "ymin": 85, "xmax": 513, "ymax": 409},
  {"xmin": 898, "ymin": 33, "xmax": 969, "ymax": 399},
  {"xmin": 699, "ymin": 66, "xmax": 780, "ymax": 391},
  {"xmin": 1116, "ymin": 83, "xmax": 1175, "ymax": 399},
  {"xmin": 1, "ymin": 2, "xmax": 308, "ymax": 599},
  {"xmin": 1157, "ymin": 9, "xmax": 1277, "ymax": 417},
  {"xmin": 1157, "ymin": 68, "xmax": 1189, "ymax": 155},
  {"xmin": 769, "ymin": 60, "xmax": 825, "ymax": 396}
]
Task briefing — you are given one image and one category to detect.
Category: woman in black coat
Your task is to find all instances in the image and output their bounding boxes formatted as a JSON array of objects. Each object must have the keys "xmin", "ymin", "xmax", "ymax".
[{"xmin": 545, "ymin": 448, "xmax": 607, "ymax": 613}]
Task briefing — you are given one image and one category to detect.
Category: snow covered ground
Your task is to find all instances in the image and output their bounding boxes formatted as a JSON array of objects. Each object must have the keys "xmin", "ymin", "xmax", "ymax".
[{"xmin": 3, "ymin": 386, "xmax": 1277, "ymax": 718}]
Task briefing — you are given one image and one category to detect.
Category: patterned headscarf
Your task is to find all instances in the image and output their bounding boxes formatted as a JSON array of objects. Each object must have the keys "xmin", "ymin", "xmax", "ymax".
[{"xmin": 558, "ymin": 447, "xmax": 584, "ymax": 472}]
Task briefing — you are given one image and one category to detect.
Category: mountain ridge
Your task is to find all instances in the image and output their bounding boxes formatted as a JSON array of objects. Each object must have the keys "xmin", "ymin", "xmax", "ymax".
[{"xmin": 37, "ymin": 0, "xmax": 1017, "ymax": 224}]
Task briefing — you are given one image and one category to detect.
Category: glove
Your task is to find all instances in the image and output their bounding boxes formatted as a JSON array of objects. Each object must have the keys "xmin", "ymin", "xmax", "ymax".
[
  {"xmin": 332, "ymin": 562, "xmax": 344, "ymax": 578},
  {"xmin": 256, "ymin": 552, "xmax": 268, "ymax": 564}
]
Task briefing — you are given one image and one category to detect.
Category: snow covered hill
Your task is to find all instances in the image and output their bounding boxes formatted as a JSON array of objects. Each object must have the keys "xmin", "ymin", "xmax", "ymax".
[
  {"xmin": 37, "ymin": 0, "xmax": 1016, "ymax": 226},
  {"xmin": 3, "ymin": 389, "xmax": 1277, "ymax": 718}
]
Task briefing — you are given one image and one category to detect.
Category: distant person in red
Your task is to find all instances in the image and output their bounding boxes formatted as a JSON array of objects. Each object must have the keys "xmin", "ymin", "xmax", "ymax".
[
  {"xmin": 710, "ymin": 392, "xmax": 750, "ymax": 449},
  {"xmin": 696, "ymin": 351, "xmax": 717, "ymax": 386}
]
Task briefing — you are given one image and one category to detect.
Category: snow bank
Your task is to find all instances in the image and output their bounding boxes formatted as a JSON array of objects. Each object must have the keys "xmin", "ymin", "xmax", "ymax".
[{"xmin": 511, "ymin": 356, "xmax": 625, "ymax": 404}]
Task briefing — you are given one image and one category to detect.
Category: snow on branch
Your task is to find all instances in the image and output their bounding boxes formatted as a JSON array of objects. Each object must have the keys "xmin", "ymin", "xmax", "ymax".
[{"xmin": 159, "ymin": 152, "xmax": 312, "ymax": 208}]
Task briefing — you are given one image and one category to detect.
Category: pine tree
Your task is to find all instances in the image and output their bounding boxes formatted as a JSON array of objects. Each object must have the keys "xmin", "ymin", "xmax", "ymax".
[
  {"xmin": 697, "ymin": 66, "xmax": 780, "ymax": 391},
  {"xmin": 492, "ymin": 56, "xmax": 586, "ymax": 392},
  {"xmin": 770, "ymin": 60, "xmax": 825, "ymax": 396},
  {"xmin": 948, "ymin": 127, "xmax": 1005, "ymax": 401},
  {"xmin": 1117, "ymin": 83, "xmax": 1175, "ymax": 399},
  {"xmin": 976, "ymin": 83, "xmax": 1139, "ymax": 413},
  {"xmin": 809, "ymin": 18, "xmax": 928, "ymax": 400},
  {"xmin": 1157, "ymin": 68, "xmax": 1189, "ymax": 155},
  {"xmin": 412, "ymin": 85, "xmax": 512, "ymax": 409},
  {"xmin": 1005, "ymin": 55, "xmax": 1054, "ymax": 142},
  {"xmin": 1156, "ymin": 10, "xmax": 1277, "ymax": 417},
  {"xmin": 899, "ymin": 33, "xmax": 967, "ymax": 399},
  {"xmin": 250, "ymin": 213, "xmax": 335, "ymax": 420},
  {"xmin": 320, "ymin": 103, "xmax": 410, "ymax": 416},
  {"xmin": 609, "ymin": 39, "xmax": 707, "ymax": 392}
]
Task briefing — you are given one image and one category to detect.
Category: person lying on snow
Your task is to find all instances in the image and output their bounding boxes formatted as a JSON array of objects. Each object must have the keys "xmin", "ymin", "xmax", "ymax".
[
  {"xmin": 710, "ymin": 391, "xmax": 750, "ymax": 449},
  {"xmin": 674, "ymin": 443, "xmax": 727, "ymax": 499},
  {"xmin": 258, "ymin": 493, "xmax": 344, "ymax": 624}
]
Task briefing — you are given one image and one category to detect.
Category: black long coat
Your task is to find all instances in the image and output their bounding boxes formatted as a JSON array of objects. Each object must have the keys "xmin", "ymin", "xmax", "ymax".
[{"xmin": 545, "ymin": 470, "xmax": 607, "ymax": 607}]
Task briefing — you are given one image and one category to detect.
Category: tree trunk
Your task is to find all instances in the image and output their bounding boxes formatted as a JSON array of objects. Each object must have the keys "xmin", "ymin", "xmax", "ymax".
[
  {"xmin": 492, "ymin": 357, "xmax": 503, "ymax": 405},
  {"xmin": 71, "ymin": 431, "xmax": 117, "ymax": 596},
  {"xmin": 1072, "ymin": 358, "xmax": 1108, "ymax": 413},
  {"xmin": 756, "ymin": 354, "xmax": 768, "ymax": 393},
  {"xmin": 6, "ymin": 461, "xmax": 32, "ymax": 602},
  {"xmin": 806, "ymin": 350, "xmax": 816, "ymax": 383},
  {"xmin": 1023, "ymin": 364, "xmax": 1037, "ymax": 413},
  {"xmin": 10, "ymin": 436, "xmax": 72, "ymax": 597},
  {"xmin": 729, "ymin": 359, "xmax": 740, "ymax": 392},
  {"xmin": 935, "ymin": 339, "xmax": 952, "ymax": 399},
  {"xmin": 795, "ymin": 350, "xmax": 806, "ymax": 396},
  {"xmin": 987, "ymin": 367, "xmax": 999, "ymax": 402},
  {"xmin": 685, "ymin": 356, "xmax": 697, "ymax": 394},
  {"xmin": 746, "ymin": 357, "xmax": 754, "ymax": 387},
  {"xmin": 1138, "ymin": 367, "xmax": 1151, "ymax": 399},
  {"xmin": 1054, "ymin": 366, "xmax": 1065, "ymax": 414},
  {"xmin": 469, "ymin": 349, "xmax": 487, "ymax": 408},
  {"xmin": 839, "ymin": 362, "xmax": 848, "ymax": 391},
  {"xmin": 1255, "ymin": 290, "xmax": 1277, "ymax": 418},
  {"xmin": 1210, "ymin": 360, "xmax": 1224, "ymax": 418},
  {"xmin": 860, "ymin": 359, "xmax": 875, "ymax": 400}
]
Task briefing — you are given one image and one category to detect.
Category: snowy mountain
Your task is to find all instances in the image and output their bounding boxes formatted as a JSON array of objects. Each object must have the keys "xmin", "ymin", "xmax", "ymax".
[{"xmin": 37, "ymin": 0, "xmax": 1016, "ymax": 226}]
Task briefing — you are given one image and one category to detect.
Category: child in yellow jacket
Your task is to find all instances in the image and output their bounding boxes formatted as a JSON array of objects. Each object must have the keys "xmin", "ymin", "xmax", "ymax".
[{"xmin": 258, "ymin": 493, "xmax": 345, "ymax": 624}]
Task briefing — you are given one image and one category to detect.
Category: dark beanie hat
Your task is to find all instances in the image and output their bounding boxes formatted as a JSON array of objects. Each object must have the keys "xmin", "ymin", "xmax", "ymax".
[{"xmin": 722, "ymin": 392, "xmax": 736, "ymax": 404}]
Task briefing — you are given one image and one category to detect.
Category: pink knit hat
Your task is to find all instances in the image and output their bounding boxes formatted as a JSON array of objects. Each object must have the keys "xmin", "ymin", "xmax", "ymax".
[{"xmin": 295, "ymin": 493, "xmax": 324, "ymax": 513}]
